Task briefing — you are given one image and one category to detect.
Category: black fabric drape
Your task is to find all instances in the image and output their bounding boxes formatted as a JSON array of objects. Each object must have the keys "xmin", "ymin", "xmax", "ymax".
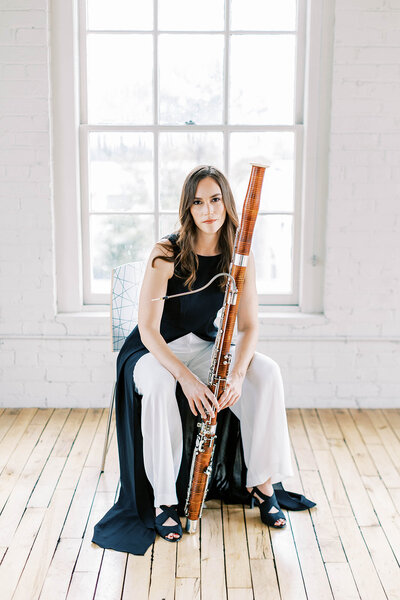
[
  {"xmin": 92, "ymin": 347, "xmax": 316, "ymax": 556},
  {"xmin": 92, "ymin": 345, "xmax": 250, "ymax": 556}
]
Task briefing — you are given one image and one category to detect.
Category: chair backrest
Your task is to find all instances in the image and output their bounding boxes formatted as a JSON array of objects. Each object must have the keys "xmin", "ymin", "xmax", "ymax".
[
  {"xmin": 110, "ymin": 260, "xmax": 237, "ymax": 353},
  {"xmin": 110, "ymin": 260, "xmax": 146, "ymax": 352}
]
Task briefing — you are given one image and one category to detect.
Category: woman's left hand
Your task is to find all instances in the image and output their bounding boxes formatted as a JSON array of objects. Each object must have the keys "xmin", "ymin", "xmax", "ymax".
[{"xmin": 218, "ymin": 371, "xmax": 245, "ymax": 410}]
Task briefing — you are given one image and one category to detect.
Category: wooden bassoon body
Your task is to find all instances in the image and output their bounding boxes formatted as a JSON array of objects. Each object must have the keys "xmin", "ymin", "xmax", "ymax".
[{"xmin": 184, "ymin": 163, "xmax": 268, "ymax": 533}]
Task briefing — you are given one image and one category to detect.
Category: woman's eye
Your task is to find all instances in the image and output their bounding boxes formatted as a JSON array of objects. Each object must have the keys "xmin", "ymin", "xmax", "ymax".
[{"xmin": 192, "ymin": 197, "xmax": 220, "ymax": 205}]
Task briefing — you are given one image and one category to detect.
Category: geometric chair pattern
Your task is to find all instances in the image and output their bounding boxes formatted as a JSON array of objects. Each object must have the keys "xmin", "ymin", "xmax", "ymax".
[
  {"xmin": 111, "ymin": 260, "xmax": 146, "ymax": 352},
  {"xmin": 101, "ymin": 260, "xmax": 146, "ymax": 472}
]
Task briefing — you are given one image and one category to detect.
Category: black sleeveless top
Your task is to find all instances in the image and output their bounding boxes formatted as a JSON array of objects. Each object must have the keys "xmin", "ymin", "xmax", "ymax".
[
  {"xmin": 161, "ymin": 234, "xmax": 225, "ymax": 342},
  {"xmin": 125, "ymin": 232, "xmax": 226, "ymax": 360}
]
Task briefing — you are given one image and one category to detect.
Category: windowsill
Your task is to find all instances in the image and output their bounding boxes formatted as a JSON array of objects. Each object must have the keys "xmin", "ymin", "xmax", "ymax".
[
  {"xmin": 258, "ymin": 311, "xmax": 328, "ymax": 323},
  {"xmin": 55, "ymin": 311, "xmax": 110, "ymax": 337}
]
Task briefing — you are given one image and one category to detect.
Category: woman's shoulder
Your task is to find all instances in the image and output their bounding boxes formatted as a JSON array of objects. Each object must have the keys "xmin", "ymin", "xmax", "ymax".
[
  {"xmin": 156, "ymin": 232, "xmax": 178, "ymax": 257},
  {"xmin": 154, "ymin": 231, "xmax": 181, "ymax": 259},
  {"xmin": 161, "ymin": 231, "xmax": 179, "ymax": 248},
  {"xmin": 146, "ymin": 233, "xmax": 178, "ymax": 278}
]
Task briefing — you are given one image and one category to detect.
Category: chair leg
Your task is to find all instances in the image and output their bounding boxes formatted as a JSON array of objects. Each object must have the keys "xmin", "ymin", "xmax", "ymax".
[{"xmin": 100, "ymin": 381, "xmax": 116, "ymax": 473}]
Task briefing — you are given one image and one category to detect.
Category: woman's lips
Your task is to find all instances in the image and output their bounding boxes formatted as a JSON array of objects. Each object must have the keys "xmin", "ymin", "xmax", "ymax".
[{"xmin": 203, "ymin": 219, "xmax": 217, "ymax": 223}]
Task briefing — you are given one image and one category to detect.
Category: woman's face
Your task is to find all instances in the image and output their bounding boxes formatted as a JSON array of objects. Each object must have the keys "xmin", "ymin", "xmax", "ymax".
[{"xmin": 189, "ymin": 176, "xmax": 227, "ymax": 234}]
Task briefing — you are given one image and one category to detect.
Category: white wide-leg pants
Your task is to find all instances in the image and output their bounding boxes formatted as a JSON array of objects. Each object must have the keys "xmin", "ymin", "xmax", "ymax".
[{"xmin": 133, "ymin": 332, "xmax": 294, "ymax": 507}]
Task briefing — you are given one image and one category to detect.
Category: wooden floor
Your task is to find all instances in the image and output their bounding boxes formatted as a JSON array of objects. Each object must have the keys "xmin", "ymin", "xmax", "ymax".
[{"xmin": 0, "ymin": 408, "xmax": 399, "ymax": 600}]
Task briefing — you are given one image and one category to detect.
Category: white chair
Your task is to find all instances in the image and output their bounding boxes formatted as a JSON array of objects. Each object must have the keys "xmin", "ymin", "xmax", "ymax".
[{"xmin": 100, "ymin": 260, "xmax": 146, "ymax": 472}]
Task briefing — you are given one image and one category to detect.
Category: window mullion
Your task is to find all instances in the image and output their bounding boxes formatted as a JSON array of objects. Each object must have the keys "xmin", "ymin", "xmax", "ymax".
[{"xmin": 83, "ymin": 124, "xmax": 296, "ymax": 133}]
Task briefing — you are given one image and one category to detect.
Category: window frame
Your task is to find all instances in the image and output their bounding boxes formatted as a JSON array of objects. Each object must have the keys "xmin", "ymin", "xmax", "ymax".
[{"xmin": 51, "ymin": 0, "xmax": 334, "ymax": 317}]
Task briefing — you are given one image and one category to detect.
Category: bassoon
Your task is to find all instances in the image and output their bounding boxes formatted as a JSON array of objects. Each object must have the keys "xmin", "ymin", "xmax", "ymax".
[
  {"xmin": 184, "ymin": 163, "xmax": 267, "ymax": 533},
  {"xmin": 152, "ymin": 163, "xmax": 268, "ymax": 533}
]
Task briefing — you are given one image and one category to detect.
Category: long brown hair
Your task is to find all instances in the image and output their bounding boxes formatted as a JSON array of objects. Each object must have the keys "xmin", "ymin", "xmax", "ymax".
[{"xmin": 152, "ymin": 165, "xmax": 239, "ymax": 291}]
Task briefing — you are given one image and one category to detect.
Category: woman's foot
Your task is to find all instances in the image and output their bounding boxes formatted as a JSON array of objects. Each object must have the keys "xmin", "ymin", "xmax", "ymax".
[
  {"xmin": 155, "ymin": 505, "xmax": 182, "ymax": 540},
  {"xmin": 246, "ymin": 481, "xmax": 286, "ymax": 527}
]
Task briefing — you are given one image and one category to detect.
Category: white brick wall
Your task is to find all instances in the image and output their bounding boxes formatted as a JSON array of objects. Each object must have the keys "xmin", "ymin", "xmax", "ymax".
[
  {"xmin": 325, "ymin": 0, "xmax": 400, "ymax": 348},
  {"xmin": 0, "ymin": 0, "xmax": 399, "ymax": 408}
]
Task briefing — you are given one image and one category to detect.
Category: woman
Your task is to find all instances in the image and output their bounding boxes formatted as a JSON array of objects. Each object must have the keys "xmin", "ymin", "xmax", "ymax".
[{"xmin": 92, "ymin": 165, "xmax": 315, "ymax": 555}]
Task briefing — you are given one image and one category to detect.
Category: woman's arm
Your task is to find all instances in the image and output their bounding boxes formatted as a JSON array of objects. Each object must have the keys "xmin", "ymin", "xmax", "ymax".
[
  {"xmin": 219, "ymin": 250, "xmax": 259, "ymax": 409},
  {"xmin": 138, "ymin": 241, "xmax": 186, "ymax": 380},
  {"xmin": 138, "ymin": 241, "xmax": 219, "ymax": 419}
]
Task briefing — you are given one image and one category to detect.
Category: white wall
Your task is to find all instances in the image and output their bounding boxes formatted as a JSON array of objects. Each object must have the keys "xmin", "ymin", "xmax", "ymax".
[{"xmin": 0, "ymin": 0, "xmax": 399, "ymax": 408}]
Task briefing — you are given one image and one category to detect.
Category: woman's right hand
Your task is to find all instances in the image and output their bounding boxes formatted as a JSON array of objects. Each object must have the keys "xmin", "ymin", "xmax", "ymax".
[{"xmin": 178, "ymin": 371, "xmax": 219, "ymax": 419}]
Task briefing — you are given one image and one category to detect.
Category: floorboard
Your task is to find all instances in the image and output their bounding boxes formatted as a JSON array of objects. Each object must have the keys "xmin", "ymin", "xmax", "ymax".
[{"xmin": 0, "ymin": 408, "xmax": 398, "ymax": 599}]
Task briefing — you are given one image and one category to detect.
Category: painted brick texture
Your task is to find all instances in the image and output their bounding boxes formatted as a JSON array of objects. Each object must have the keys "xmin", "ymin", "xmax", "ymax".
[{"xmin": 0, "ymin": 1, "xmax": 399, "ymax": 408}]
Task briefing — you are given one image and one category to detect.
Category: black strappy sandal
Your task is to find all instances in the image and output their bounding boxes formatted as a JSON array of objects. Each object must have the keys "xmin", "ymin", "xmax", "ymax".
[
  {"xmin": 154, "ymin": 505, "xmax": 183, "ymax": 542},
  {"xmin": 249, "ymin": 486, "xmax": 287, "ymax": 528}
]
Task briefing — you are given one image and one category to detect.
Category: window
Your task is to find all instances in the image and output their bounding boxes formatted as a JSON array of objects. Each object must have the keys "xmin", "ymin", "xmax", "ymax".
[
  {"xmin": 52, "ymin": 0, "xmax": 331, "ymax": 315},
  {"xmin": 79, "ymin": 0, "xmax": 305, "ymax": 306}
]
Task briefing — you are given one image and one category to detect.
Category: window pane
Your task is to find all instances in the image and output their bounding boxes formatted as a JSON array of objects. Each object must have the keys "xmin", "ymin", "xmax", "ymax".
[
  {"xmin": 252, "ymin": 215, "xmax": 293, "ymax": 295},
  {"xmin": 159, "ymin": 132, "xmax": 223, "ymax": 209},
  {"xmin": 89, "ymin": 133, "xmax": 153, "ymax": 212},
  {"xmin": 159, "ymin": 34, "xmax": 224, "ymax": 124},
  {"xmin": 87, "ymin": 0, "xmax": 153, "ymax": 30},
  {"xmin": 160, "ymin": 214, "xmax": 180, "ymax": 239},
  {"xmin": 87, "ymin": 34, "xmax": 153, "ymax": 124},
  {"xmin": 159, "ymin": 0, "xmax": 224, "ymax": 30},
  {"xmin": 230, "ymin": 132, "xmax": 294, "ymax": 212},
  {"xmin": 230, "ymin": 35, "xmax": 295, "ymax": 124},
  {"xmin": 90, "ymin": 214, "xmax": 154, "ymax": 293},
  {"xmin": 231, "ymin": 0, "xmax": 296, "ymax": 31}
]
